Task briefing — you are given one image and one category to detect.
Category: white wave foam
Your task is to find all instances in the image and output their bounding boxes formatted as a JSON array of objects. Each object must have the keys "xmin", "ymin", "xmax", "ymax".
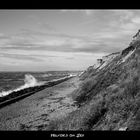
[
  {"xmin": 0, "ymin": 74, "xmax": 75, "ymax": 98},
  {"xmin": 0, "ymin": 74, "xmax": 45, "ymax": 97},
  {"xmin": 42, "ymin": 74, "xmax": 52, "ymax": 77}
]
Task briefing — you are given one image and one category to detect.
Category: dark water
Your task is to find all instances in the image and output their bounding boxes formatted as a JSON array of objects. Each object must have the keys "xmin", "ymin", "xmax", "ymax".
[{"xmin": 0, "ymin": 71, "xmax": 79, "ymax": 97}]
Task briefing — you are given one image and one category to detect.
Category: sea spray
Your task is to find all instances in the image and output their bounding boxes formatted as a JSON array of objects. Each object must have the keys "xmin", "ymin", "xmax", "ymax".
[
  {"xmin": 0, "ymin": 74, "xmax": 45, "ymax": 97},
  {"xmin": 0, "ymin": 74, "xmax": 75, "ymax": 97},
  {"xmin": 23, "ymin": 74, "xmax": 39, "ymax": 88}
]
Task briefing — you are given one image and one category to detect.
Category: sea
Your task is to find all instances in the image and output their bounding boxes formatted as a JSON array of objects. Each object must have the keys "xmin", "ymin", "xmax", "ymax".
[{"xmin": 0, "ymin": 71, "xmax": 79, "ymax": 97}]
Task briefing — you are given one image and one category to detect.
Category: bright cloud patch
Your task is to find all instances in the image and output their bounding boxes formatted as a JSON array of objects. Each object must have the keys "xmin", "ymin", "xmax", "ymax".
[{"xmin": 0, "ymin": 10, "xmax": 140, "ymax": 71}]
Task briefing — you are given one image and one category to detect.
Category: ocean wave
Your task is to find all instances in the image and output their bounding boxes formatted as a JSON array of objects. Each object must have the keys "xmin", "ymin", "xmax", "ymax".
[
  {"xmin": 0, "ymin": 74, "xmax": 76, "ymax": 98},
  {"xmin": 0, "ymin": 74, "xmax": 45, "ymax": 97}
]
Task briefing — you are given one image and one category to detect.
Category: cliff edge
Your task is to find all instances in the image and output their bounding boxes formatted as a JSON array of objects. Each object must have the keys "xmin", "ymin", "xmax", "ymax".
[{"xmin": 47, "ymin": 29, "xmax": 140, "ymax": 130}]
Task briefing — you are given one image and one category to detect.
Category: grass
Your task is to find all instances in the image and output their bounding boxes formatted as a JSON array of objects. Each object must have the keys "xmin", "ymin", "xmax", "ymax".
[
  {"xmin": 45, "ymin": 42, "xmax": 140, "ymax": 130},
  {"xmin": 46, "ymin": 95, "xmax": 107, "ymax": 130}
]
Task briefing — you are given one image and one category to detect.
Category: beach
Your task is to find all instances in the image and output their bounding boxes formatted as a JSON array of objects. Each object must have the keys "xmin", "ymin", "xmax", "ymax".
[{"xmin": 0, "ymin": 76, "xmax": 80, "ymax": 130}]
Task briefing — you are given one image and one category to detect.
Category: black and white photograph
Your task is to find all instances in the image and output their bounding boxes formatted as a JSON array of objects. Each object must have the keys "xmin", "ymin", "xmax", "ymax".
[{"xmin": 0, "ymin": 9, "xmax": 140, "ymax": 133}]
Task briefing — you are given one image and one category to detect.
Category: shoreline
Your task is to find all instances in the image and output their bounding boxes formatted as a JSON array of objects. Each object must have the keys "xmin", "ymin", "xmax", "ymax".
[
  {"xmin": 0, "ymin": 75, "xmax": 75, "ymax": 108},
  {"xmin": 0, "ymin": 76, "xmax": 80, "ymax": 130}
]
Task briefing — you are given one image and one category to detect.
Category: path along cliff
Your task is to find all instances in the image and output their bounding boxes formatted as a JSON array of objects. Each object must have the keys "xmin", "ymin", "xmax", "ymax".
[
  {"xmin": 0, "ymin": 77, "xmax": 80, "ymax": 130},
  {"xmin": 45, "ymin": 29, "xmax": 140, "ymax": 130},
  {"xmin": 1, "ymin": 30, "xmax": 140, "ymax": 131}
]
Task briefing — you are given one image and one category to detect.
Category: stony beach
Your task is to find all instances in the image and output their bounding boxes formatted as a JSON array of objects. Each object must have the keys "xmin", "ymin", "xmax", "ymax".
[{"xmin": 0, "ymin": 77, "xmax": 80, "ymax": 130}]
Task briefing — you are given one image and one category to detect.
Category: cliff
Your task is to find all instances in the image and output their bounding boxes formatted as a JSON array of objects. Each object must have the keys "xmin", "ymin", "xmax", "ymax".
[{"xmin": 47, "ymin": 29, "xmax": 140, "ymax": 130}]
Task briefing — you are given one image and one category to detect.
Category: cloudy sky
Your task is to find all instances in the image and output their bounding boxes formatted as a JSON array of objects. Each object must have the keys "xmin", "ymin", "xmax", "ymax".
[{"xmin": 0, "ymin": 10, "xmax": 140, "ymax": 71}]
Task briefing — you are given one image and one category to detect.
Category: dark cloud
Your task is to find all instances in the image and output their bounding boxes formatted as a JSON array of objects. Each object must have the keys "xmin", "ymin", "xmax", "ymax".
[
  {"xmin": 0, "ymin": 35, "xmax": 12, "ymax": 40},
  {"xmin": 0, "ymin": 53, "xmax": 44, "ymax": 62},
  {"xmin": 0, "ymin": 28, "xmax": 128, "ymax": 55},
  {"xmin": 74, "ymin": 43, "xmax": 124, "ymax": 54},
  {"xmin": 1, "ymin": 41, "xmax": 123, "ymax": 54},
  {"xmin": 38, "ymin": 23, "xmax": 57, "ymax": 32},
  {"xmin": 19, "ymin": 28, "xmax": 89, "ymax": 40}
]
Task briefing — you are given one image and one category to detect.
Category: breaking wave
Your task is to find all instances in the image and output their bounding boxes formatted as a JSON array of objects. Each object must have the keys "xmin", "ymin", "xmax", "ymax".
[{"xmin": 0, "ymin": 74, "xmax": 45, "ymax": 97}]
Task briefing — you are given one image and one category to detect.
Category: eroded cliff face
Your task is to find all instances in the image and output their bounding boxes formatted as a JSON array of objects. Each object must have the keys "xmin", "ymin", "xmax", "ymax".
[
  {"xmin": 75, "ymin": 29, "xmax": 140, "ymax": 130},
  {"xmin": 47, "ymin": 30, "xmax": 140, "ymax": 130},
  {"xmin": 79, "ymin": 52, "xmax": 120, "ymax": 81},
  {"xmin": 80, "ymin": 30, "xmax": 140, "ymax": 82},
  {"xmin": 79, "ymin": 30, "xmax": 140, "ymax": 82}
]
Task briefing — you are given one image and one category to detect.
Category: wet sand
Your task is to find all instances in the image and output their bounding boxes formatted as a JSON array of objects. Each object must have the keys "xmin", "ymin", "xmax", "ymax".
[{"xmin": 0, "ymin": 77, "xmax": 80, "ymax": 130}]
